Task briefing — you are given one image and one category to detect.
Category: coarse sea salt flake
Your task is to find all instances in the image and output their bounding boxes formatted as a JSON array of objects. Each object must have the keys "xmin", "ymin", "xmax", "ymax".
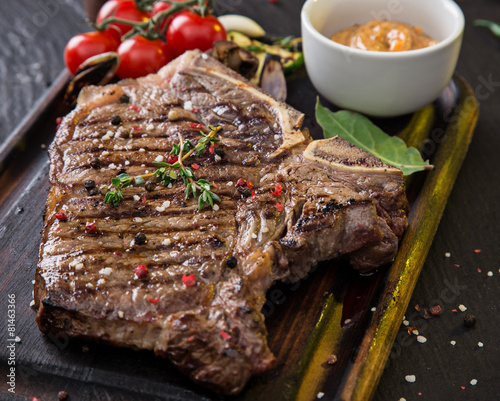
[
  {"xmin": 214, "ymin": 154, "xmax": 222, "ymax": 162},
  {"xmin": 445, "ymin": 252, "xmax": 451, "ymax": 257},
  {"xmin": 156, "ymin": 206, "xmax": 165, "ymax": 212},
  {"xmin": 162, "ymin": 238, "xmax": 171, "ymax": 246},
  {"xmin": 227, "ymin": 181, "xmax": 233, "ymax": 186},
  {"xmin": 99, "ymin": 267, "xmax": 112, "ymax": 276},
  {"xmin": 125, "ymin": 160, "xmax": 130, "ymax": 165},
  {"xmin": 317, "ymin": 392, "xmax": 324, "ymax": 399},
  {"xmin": 118, "ymin": 310, "xmax": 124, "ymax": 318},
  {"xmin": 470, "ymin": 379, "xmax": 477, "ymax": 385},
  {"xmin": 450, "ymin": 340, "xmax": 456, "ymax": 345},
  {"xmin": 458, "ymin": 304, "xmax": 467, "ymax": 312},
  {"xmin": 371, "ymin": 307, "xmax": 376, "ymax": 312},
  {"xmin": 251, "ymin": 233, "xmax": 257, "ymax": 239},
  {"xmin": 97, "ymin": 278, "xmax": 106, "ymax": 286},
  {"xmin": 478, "ymin": 342, "xmax": 484, "ymax": 347},
  {"xmin": 155, "ymin": 155, "xmax": 164, "ymax": 162},
  {"xmin": 133, "ymin": 217, "xmax": 143, "ymax": 223},
  {"xmin": 412, "ymin": 329, "xmax": 419, "ymax": 335},
  {"xmin": 184, "ymin": 100, "xmax": 193, "ymax": 111},
  {"xmin": 30, "ymin": 300, "xmax": 35, "ymax": 307},
  {"xmin": 133, "ymin": 195, "xmax": 140, "ymax": 201},
  {"xmin": 108, "ymin": 163, "xmax": 117, "ymax": 169},
  {"xmin": 139, "ymin": 148, "xmax": 146, "ymax": 152},
  {"xmin": 405, "ymin": 375, "xmax": 416, "ymax": 383},
  {"xmin": 403, "ymin": 320, "xmax": 409, "ymax": 326},
  {"xmin": 15, "ymin": 336, "xmax": 21, "ymax": 343},
  {"xmin": 417, "ymin": 335, "xmax": 427, "ymax": 343},
  {"xmin": 162, "ymin": 201, "xmax": 171, "ymax": 208},
  {"xmin": 487, "ymin": 271, "xmax": 493, "ymax": 277},
  {"xmin": 147, "ymin": 123, "xmax": 155, "ymax": 131},
  {"xmin": 75, "ymin": 263, "xmax": 84, "ymax": 271},
  {"xmin": 213, "ymin": 204, "xmax": 220, "ymax": 211},
  {"xmin": 86, "ymin": 283, "xmax": 94, "ymax": 289}
]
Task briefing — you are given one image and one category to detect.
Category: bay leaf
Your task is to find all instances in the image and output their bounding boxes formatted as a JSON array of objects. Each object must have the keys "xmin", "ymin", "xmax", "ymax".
[{"xmin": 315, "ymin": 99, "xmax": 433, "ymax": 175}]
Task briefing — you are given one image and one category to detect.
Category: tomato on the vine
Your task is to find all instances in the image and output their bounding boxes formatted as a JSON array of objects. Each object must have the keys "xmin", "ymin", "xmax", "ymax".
[
  {"xmin": 64, "ymin": 31, "xmax": 118, "ymax": 75},
  {"xmin": 151, "ymin": 0, "xmax": 183, "ymax": 33},
  {"xmin": 116, "ymin": 36, "xmax": 173, "ymax": 79},
  {"xmin": 97, "ymin": 0, "xmax": 149, "ymax": 36},
  {"xmin": 166, "ymin": 11, "xmax": 226, "ymax": 57}
]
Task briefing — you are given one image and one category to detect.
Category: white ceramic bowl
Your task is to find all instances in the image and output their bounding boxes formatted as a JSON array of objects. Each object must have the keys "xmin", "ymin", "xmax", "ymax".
[{"xmin": 301, "ymin": 0, "xmax": 464, "ymax": 117}]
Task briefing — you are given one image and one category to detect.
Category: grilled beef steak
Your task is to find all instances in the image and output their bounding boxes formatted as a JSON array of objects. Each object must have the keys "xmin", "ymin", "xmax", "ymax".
[{"xmin": 35, "ymin": 50, "xmax": 408, "ymax": 395}]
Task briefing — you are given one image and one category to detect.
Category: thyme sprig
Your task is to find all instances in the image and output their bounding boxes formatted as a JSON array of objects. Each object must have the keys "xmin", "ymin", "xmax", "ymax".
[{"xmin": 104, "ymin": 125, "xmax": 221, "ymax": 210}]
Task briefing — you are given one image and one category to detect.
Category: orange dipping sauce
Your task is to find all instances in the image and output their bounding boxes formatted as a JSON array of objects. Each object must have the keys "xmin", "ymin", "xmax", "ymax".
[{"xmin": 330, "ymin": 20, "xmax": 438, "ymax": 52}]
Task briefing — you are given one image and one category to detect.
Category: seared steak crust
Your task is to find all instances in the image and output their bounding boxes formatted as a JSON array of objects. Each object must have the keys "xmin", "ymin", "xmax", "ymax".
[{"xmin": 35, "ymin": 50, "xmax": 408, "ymax": 394}]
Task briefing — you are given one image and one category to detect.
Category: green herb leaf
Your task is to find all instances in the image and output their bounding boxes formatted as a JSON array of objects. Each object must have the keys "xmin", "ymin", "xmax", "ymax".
[
  {"xmin": 315, "ymin": 99, "xmax": 433, "ymax": 175},
  {"xmin": 134, "ymin": 176, "xmax": 145, "ymax": 185},
  {"xmin": 154, "ymin": 162, "xmax": 168, "ymax": 167}
]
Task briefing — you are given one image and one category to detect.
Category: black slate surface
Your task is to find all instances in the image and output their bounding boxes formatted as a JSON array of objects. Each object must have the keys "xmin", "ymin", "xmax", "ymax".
[{"xmin": 0, "ymin": 0, "xmax": 499, "ymax": 400}]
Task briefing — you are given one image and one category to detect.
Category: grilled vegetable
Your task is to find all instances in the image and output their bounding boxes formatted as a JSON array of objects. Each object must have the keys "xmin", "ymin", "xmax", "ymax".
[{"xmin": 227, "ymin": 31, "xmax": 304, "ymax": 85}]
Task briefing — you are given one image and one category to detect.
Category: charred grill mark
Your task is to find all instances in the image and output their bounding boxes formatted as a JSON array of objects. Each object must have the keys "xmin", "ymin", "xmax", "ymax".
[{"xmin": 319, "ymin": 201, "xmax": 344, "ymax": 213}]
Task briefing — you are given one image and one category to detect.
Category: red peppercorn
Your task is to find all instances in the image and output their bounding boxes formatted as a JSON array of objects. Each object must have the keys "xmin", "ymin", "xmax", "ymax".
[
  {"xmin": 135, "ymin": 265, "xmax": 148, "ymax": 279},
  {"xmin": 168, "ymin": 154, "xmax": 178, "ymax": 164},
  {"xmin": 236, "ymin": 178, "xmax": 246, "ymax": 187},
  {"xmin": 220, "ymin": 329, "xmax": 232, "ymax": 340},
  {"xmin": 192, "ymin": 107, "xmax": 199, "ymax": 113},
  {"xmin": 209, "ymin": 144, "xmax": 215, "ymax": 154},
  {"xmin": 128, "ymin": 105, "xmax": 141, "ymax": 112},
  {"xmin": 85, "ymin": 222, "xmax": 97, "ymax": 234},
  {"xmin": 271, "ymin": 183, "xmax": 283, "ymax": 196},
  {"xmin": 246, "ymin": 181, "xmax": 254, "ymax": 189},
  {"xmin": 191, "ymin": 163, "xmax": 200, "ymax": 170},
  {"xmin": 55, "ymin": 209, "xmax": 68, "ymax": 221},
  {"xmin": 182, "ymin": 274, "xmax": 196, "ymax": 287},
  {"xmin": 276, "ymin": 202, "xmax": 284, "ymax": 211},
  {"xmin": 251, "ymin": 190, "xmax": 257, "ymax": 200},
  {"xmin": 190, "ymin": 123, "xmax": 202, "ymax": 128},
  {"xmin": 147, "ymin": 296, "xmax": 159, "ymax": 303}
]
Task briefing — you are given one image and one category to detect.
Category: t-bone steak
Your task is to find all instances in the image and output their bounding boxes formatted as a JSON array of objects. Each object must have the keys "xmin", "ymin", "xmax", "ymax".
[{"xmin": 35, "ymin": 50, "xmax": 409, "ymax": 395}]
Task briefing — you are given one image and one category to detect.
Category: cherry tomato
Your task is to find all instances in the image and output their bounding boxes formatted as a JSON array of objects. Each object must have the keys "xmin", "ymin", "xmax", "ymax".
[
  {"xmin": 64, "ymin": 31, "xmax": 118, "ymax": 75},
  {"xmin": 97, "ymin": 0, "xmax": 149, "ymax": 36},
  {"xmin": 117, "ymin": 36, "xmax": 173, "ymax": 79},
  {"xmin": 166, "ymin": 11, "xmax": 226, "ymax": 57},
  {"xmin": 151, "ymin": 0, "xmax": 183, "ymax": 34}
]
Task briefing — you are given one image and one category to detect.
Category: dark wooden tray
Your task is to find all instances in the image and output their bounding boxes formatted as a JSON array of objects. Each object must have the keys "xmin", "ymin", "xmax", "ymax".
[{"xmin": 0, "ymin": 69, "xmax": 477, "ymax": 400}]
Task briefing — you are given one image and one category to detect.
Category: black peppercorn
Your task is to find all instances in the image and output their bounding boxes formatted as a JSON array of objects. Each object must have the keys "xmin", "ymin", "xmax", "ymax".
[
  {"xmin": 84, "ymin": 180, "xmax": 96, "ymax": 190},
  {"xmin": 237, "ymin": 186, "xmax": 251, "ymax": 198},
  {"xmin": 117, "ymin": 168, "xmax": 127, "ymax": 175},
  {"xmin": 111, "ymin": 115, "xmax": 122, "ymax": 125},
  {"xmin": 463, "ymin": 314, "xmax": 476, "ymax": 328},
  {"xmin": 135, "ymin": 232, "xmax": 147, "ymax": 245},
  {"xmin": 226, "ymin": 256, "xmax": 238, "ymax": 268},
  {"xmin": 215, "ymin": 146, "xmax": 225, "ymax": 158},
  {"xmin": 145, "ymin": 181, "xmax": 155, "ymax": 192},
  {"xmin": 180, "ymin": 201, "xmax": 187, "ymax": 207},
  {"xmin": 120, "ymin": 94, "xmax": 130, "ymax": 103},
  {"xmin": 90, "ymin": 157, "xmax": 101, "ymax": 169},
  {"xmin": 88, "ymin": 188, "xmax": 99, "ymax": 196}
]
